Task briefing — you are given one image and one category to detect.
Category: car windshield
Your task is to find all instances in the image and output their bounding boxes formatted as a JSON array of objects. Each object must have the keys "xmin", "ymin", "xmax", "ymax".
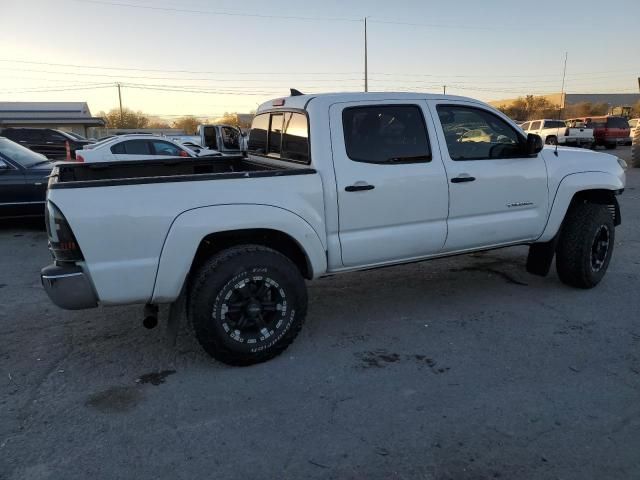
[
  {"xmin": 62, "ymin": 131, "xmax": 87, "ymax": 141},
  {"xmin": 0, "ymin": 137, "xmax": 49, "ymax": 167}
]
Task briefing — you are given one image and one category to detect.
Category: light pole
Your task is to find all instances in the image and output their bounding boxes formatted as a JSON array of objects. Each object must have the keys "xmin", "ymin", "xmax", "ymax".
[
  {"xmin": 364, "ymin": 17, "xmax": 368, "ymax": 92},
  {"xmin": 117, "ymin": 83, "xmax": 123, "ymax": 125}
]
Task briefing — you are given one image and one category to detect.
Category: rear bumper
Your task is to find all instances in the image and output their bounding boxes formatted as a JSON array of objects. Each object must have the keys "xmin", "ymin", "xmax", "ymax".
[
  {"xmin": 561, "ymin": 137, "xmax": 594, "ymax": 146},
  {"xmin": 41, "ymin": 264, "xmax": 98, "ymax": 310},
  {"xmin": 598, "ymin": 138, "xmax": 628, "ymax": 145}
]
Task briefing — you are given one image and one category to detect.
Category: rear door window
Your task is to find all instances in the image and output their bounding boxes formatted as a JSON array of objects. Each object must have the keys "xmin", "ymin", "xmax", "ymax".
[
  {"xmin": 117, "ymin": 140, "xmax": 152, "ymax": 155},
  {"xmin": 150, "ymin": 140, "xmax": 184, "ymax": 156},
  {"xmin": 342, "ymin": 105, "xmax": 431, "ymax": 164},
  {"xmin": 606, "ymin": 117, "xmax": 629, "ymax": 129}
]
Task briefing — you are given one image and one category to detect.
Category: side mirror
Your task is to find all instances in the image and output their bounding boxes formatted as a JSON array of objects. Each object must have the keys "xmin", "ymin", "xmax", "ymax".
[{"xmin": 525, "ymin": 133, "xmax": 543, "ymax": 155}]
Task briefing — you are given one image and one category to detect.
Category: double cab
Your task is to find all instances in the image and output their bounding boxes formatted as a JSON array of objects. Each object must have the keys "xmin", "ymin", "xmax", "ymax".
[{"xmin": 41, "ymin": 92, "xmax": 626, "ymax": 365}]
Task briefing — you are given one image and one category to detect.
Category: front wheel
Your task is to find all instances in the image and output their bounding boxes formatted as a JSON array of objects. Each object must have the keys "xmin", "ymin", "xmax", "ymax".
[
  {"xmin": 545, "ymin": 136, "xmax": 558, "ymax": 145},
  {"xmin": 189, "ymin": 245, "xmax": 308, "ymax": 366},
  {"xmin": 556, "ymin": 203, "xmax": 615, "ymax": 289}
]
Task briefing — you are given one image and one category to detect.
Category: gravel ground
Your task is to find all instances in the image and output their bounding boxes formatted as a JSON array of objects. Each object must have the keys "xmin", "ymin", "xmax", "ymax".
[{"xmin": 1, "ymin": 148, "xmax": 639, "ymax": 480}]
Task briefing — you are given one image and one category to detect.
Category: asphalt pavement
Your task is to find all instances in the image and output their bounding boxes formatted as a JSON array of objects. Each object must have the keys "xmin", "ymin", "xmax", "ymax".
[{"xmin": 1, "ymin": 147, "xmax": 639, "ymax": 480}]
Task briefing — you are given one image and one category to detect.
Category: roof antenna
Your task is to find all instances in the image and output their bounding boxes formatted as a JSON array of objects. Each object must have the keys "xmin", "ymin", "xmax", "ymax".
[
  {"xmin": 290, "ymin": 88, "xmax": 304, "ymax": 97},
  {"xmin": 554, "ymin": 52, "xmax": 568, "ymax": 157}
]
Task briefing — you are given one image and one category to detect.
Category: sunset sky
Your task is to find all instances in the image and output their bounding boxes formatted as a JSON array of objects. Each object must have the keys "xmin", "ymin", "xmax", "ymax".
[{"xmin": 2, "ymin": 0, "xmax": 638, "ymax": 119}]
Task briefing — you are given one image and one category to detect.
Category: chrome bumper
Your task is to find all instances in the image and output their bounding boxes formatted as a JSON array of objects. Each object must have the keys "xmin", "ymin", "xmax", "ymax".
[{"xmin": 41, "ymin": 264, "xmax": 98, "ymax": 310}]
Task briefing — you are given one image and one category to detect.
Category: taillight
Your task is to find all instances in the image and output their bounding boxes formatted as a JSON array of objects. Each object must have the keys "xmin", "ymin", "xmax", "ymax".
[
  {"xmin": 65, "ymin": 140, "xmax": 71, "ymax": 161},
  {"xmin": 76, "ymin": 154, "xmax": 85, "ymax": 162},
  {"xmin": 45, "ymin": 202, "xmax": 84, "ymax": 262}
]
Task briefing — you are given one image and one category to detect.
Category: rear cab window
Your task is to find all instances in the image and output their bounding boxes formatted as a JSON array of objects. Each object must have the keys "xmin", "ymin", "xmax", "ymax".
[
  {"xmin": 342, "ymin": 105, "xmax": 431, "ymax": 164},
  {"xmin": 248, "ymin": 111, "xmax": 310, "ymax": 164}
]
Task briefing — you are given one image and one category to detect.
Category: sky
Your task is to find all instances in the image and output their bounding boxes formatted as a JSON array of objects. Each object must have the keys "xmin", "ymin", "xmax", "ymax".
[{"xmin": 1, "ymin": 0, "xmax": 639, "ymax": 120}]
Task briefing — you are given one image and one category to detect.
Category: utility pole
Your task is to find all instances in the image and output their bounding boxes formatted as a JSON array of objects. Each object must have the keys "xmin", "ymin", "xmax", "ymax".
[
  {"xmin": 117, "ymin": 83, "xmax": 123, "ymax": 125},
  {"xmin": 443, "ymin": 85, "xmax": 446, "ymax": 95},
  {"xmin": 364, "ymin": 17, "xmax": 368, "ymax": 92}
]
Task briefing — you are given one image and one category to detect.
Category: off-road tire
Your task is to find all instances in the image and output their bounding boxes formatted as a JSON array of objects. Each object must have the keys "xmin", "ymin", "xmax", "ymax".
[
  {"xmin": 556, "ymin": 202, "xmax": 615, "ymax": 289},
  {"xmin": 189, "ymin": 245, "xmax": 308, "ymax": 366},
  {"xmin": 545, "ymin": 136, "xmax": 558, "ymax": 146}
]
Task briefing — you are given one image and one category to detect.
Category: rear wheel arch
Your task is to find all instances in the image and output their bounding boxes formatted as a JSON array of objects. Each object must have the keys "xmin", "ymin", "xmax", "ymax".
[{"xmin": 189, "ymin": 228, "xmax": 314, "ymax": 282}]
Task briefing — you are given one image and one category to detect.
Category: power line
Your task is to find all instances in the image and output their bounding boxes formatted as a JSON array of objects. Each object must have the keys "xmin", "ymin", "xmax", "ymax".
[
  {"xmin": 0, "ymin": 84, "xmax": 115, "ymax": 94},
  {"xmin": 1, "ymin": 66, "xmax": 635, "ymax": 91},
  {"xmin": 71, "ymin": 0, "xmax": 362, "ymax": 23},
  {"xmin": 0, "ymin": 59, "xmax": 635, "ymax": 82},
  {"xmin": 0, "ymin": 59, "xmax": 361, "ymax": 76}
]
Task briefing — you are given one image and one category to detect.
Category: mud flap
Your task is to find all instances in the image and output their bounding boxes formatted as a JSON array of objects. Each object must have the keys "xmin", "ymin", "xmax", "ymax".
[
  {"xmin": 526, "ymin": 237, "xmax": 558, "ymax": 277},
  {"xmin": 166, "ymin": 286, "xmax": 187, "ymax": 347}
]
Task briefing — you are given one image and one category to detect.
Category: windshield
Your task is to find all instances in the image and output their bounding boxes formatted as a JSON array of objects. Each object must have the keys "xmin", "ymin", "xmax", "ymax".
[
  {"xmin": 62, "ymin": 131, "xmax": 87, "ymax": 141},
  {"xmin": 0, "ymin": 137, "xmax": 49, "ymax": 167}
]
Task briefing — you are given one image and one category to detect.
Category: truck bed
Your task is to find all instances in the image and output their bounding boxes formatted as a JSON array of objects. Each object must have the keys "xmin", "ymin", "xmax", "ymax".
[{"xmin": 50, "ymin": 156, "xmax": 314, "ymax": 189}]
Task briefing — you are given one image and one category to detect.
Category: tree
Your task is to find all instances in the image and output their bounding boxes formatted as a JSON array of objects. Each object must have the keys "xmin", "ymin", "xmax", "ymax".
[
  {"xmin": 99, "ymin": 108, "xmax": 149, "ymax": 129},
  {"xmin": 147, "ymin": 119, "xmax": 171, "ymax": 129},
  {"xmin": 497, "ymin": 95, "xmax": 560, "ymax": 121},
  {"xmin": 172, "ymin": 116, "xmax": 199, "ymax": 135},
  {"xmin": 216, "ymin": 112, "xmax": 240, "ymax": 127}
]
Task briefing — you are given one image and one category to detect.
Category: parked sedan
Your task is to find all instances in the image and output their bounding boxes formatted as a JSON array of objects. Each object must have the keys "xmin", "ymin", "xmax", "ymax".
[
  {"xmin": 0, "ymin": 137, "xmax": 55, "ymax": 219},
  {"xmin": 77, "ymin": 134, "xmax": 221, "ymax": 162}
]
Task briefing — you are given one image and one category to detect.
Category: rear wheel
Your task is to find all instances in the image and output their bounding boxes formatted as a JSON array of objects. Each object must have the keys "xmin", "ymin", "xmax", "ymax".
[
  {"xmin": 189, "ymin": 245, "xmax": 308, "ymax": 366},
  {"xmin": 556, "ymin": 202, "xmax": 615, "ymax": 289}
]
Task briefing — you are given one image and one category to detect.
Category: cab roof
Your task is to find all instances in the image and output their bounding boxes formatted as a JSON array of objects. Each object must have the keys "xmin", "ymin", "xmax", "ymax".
[{"xmin": 256, "ymin": 91, "xmax": 482, "ymax": 113}]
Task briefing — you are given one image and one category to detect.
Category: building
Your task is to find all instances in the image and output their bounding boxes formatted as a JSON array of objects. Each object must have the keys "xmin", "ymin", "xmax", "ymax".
[
  {"xmin": 489, "ymin": 93, "xmax": 640, "ymax": 110},
  {"xmin": 0, "ymin": 102, "xmax": 105, "ymax": 137}
]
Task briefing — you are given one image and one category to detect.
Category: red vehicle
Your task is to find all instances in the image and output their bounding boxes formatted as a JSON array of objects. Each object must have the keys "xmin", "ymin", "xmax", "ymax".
[{"xmin": 567, "ymin": 116, "xmax": 630, "ymax": 149}]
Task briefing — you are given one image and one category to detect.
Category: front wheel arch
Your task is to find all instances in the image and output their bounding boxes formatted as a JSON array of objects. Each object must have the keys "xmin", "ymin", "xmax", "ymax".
[{"xmin": 569, "ymin": 189, "xmax": 621, "ymax": 226}]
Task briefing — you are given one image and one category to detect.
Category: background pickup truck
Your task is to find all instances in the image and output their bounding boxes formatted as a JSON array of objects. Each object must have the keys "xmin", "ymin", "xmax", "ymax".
[
  {"xmin": 41, "ymin": 92, "xmax": 626, "ymax": 366},
  {"xmin": 521, "ymin": 119, "xmax": 594, "ymax": 147}
]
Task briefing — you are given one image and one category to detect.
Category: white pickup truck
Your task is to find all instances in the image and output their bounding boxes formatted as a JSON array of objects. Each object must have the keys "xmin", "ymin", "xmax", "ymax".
[
  {"xmin": 521, "ymin": 119, "xmax": 594, "ymax": 147},
  {"xmin": 41, "ymin": 92, "xmax": 626, "ymax": 366}
]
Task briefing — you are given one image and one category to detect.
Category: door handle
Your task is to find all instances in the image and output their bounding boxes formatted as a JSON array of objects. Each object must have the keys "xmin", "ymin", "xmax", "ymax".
[
  {"xmin": 345, "ymin": 182, "xmax": 375, "ymax": 192},
  {"xmin": 451, "ymin": 175, "xmax": 476, "ymax": 183}
]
